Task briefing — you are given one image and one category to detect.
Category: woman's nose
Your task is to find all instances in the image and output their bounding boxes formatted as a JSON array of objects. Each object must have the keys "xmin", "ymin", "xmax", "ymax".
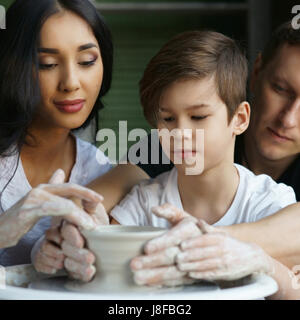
[{"xmin": 58, "ymin": 64, "xmax": 80, "ymax": 93}]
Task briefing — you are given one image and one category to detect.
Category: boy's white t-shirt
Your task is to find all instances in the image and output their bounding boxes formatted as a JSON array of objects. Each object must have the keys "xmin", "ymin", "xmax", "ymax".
[{"xmin": 110, "ymin": 164, "xmax": 296, "ymax": 228}]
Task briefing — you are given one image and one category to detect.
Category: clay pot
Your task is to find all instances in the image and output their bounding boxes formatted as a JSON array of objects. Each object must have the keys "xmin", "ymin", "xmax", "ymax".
[{"xmin": 67, "ymin": 225, "xmax": 166, "ymax": 293}]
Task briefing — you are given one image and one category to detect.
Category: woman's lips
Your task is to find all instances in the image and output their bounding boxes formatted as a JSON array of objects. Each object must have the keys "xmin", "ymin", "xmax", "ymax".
[{"xmin": 54, "ymin": 99, "xmax": 85, "ymax": 113}]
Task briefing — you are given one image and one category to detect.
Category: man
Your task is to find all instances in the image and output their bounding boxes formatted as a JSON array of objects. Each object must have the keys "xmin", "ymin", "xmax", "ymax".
[{"xmin": 238, "ymin": 21, "xmax": 300, "ymax": 199}]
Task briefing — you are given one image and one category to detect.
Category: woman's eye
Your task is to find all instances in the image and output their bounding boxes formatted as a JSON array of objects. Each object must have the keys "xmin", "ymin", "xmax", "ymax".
[
  {"xmin": 39, "ymin": 58, "xmax": 97, "ymax": 70},
  {"xmin": 39, "ymin": 64, "xmax": 57, "ymax": 70},
  {"xmin": 79, "ymin": 59, "xmax": 97, "ymax": 66}
]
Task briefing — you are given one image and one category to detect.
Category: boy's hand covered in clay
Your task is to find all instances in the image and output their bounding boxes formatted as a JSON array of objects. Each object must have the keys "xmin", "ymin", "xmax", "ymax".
[
  {"xmin": 32, "ymin": 169, "xmax": 108, "ymax": 277},
  {"xmin": 130, "ymin": 204, "xmax": 272, "ymax": 286},
  {"xmin": 130, "ymin": 204, "xmax": 202, "ymax": 286}
]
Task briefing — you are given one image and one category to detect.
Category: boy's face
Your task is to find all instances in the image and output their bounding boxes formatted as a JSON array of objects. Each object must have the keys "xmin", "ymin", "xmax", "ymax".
[
  {"xmin": 249, "ymin": 44, "xmax": 300, "ymax": 163},
  {"xmin": 157, "ymin": 76, "xmax": 237, "ymax": 175}
]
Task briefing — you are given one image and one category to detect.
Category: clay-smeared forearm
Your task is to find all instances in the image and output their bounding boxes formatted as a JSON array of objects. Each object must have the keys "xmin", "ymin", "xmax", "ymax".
[
  {"xmin": 0, "ymin": 204, "xmax": 31, "ymax": 248},
  {"xmin": 220, "ymin": 203, "xmax": 300, "ymax": 269},
  {"xmin": 266, "ymin": 257, "xmax": 300, "ymax": 300},
  {"xmin": 87, "ymin": 163, "xmax": 149, "ymax": 213}
]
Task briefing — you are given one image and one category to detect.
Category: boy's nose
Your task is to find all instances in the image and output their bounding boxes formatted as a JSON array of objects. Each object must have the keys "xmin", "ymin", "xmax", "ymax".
[
  {"xmin": 172, "ymin": 128, "xmax": 193, "ymax": 146},
  {"xmin": 175, "ymin": 119, "xmax": 193, "ymax": 138}
]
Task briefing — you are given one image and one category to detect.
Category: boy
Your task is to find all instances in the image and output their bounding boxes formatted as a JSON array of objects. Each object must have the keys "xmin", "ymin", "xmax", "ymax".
[{"xmin": 111, "ymin": 31, "xmax": 295, "ymax": 228}]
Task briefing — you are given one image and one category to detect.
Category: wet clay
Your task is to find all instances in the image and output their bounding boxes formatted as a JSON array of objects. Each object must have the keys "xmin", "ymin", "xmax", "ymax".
[{"xmin": 66, "ymin": 225, "xmax": 167, "ymax": 293}]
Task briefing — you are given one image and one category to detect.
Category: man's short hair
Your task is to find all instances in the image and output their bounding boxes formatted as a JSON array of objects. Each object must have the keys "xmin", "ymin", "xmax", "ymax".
[
  {"xmin": 139, "ymin": 30, "xmax": 248, "ymax": 127},
  {"xmin": 261, "ymin": 21, "xmax": 300, "ymax": 69}
]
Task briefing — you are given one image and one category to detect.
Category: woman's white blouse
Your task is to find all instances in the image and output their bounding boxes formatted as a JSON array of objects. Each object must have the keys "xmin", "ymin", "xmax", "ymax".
[{"xmin": 0, "ymin": 137, "xmax": 111, "ymax": 266}]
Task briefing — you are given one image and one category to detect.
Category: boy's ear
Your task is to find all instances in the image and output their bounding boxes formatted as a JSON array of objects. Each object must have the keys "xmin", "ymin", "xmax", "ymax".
[
  {"xmin": 232, "ymin": 101, "xmax": 250, "ymax": 136},
  {"xmin": 250, "ymin": 53, "xmax": 263, "ymax": 93}
]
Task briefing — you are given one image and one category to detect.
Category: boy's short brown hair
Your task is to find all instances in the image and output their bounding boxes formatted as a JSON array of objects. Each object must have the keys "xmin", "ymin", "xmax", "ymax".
[
  {"xmin": 140, "ymin": 30, "xmax": 248, "ymax": 127},
  {"xmin": 261, "ymin": 21, "xmax": 300, "ymax": 69}
]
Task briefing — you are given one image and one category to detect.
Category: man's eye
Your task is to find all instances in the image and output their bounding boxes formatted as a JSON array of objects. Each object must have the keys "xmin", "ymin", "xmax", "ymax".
[
  {"xmin": 273, "ymin": 83, "xmax": 295, "ymax": 99},
  {"xmin": 273, "ymin": 83, "xmax": 286, "ymax": 93}
]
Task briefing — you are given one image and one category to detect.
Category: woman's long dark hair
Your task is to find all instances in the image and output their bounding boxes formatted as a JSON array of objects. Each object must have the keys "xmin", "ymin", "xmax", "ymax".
[{"xmin": 0, "ymin": 0, "xmax": 113, "ymax": 157}]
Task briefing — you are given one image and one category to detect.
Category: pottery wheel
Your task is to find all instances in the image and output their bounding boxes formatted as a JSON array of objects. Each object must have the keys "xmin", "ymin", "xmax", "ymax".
[{"xmin": 0, "ymin": 272, "xmax": 278, "ymax": 300}]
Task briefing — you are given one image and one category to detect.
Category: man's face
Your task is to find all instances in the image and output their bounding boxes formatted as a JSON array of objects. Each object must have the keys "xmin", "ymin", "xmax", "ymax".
[{"xmin": 249, "ymin": 44, "xmax": 300, "ymax": 162}]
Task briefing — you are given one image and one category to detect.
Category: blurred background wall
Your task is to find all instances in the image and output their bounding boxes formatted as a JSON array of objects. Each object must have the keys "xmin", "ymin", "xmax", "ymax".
[{"xmin": 1, "ymin": 0, "xmax": 299, "ymax": 158}]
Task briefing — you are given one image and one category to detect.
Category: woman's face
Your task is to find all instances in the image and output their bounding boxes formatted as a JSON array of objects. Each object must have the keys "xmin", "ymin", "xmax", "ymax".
[{"xmin": 36, "ymin": 10, "xmax": 103, "ymax": 129}]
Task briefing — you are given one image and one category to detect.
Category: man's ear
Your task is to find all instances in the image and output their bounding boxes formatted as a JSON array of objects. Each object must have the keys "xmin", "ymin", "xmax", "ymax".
[
  {"xmin": 250, "ymin": 53, "xmax": 263, "ymax": 93},
  {"xmin": 232, "ymin": 101, "xmax": 251, "ymax": 136}
]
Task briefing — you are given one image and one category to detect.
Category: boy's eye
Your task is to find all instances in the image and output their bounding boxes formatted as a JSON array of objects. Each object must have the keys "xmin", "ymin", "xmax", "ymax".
[
  {"xmin": 191, "ymin": 115, "xmax": 207, "ymax": 120},
  {"xmin": 163, "ymin": 117, "xmax": 175, "ymax": 122}
]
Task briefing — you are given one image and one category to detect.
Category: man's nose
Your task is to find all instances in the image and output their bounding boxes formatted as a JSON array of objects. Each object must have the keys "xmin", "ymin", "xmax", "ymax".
[
  {"xmin": 58, "ymin": 63, "xmax": 80, "ymax": 93},
  {"xmin": 279, "ymin": 99, "xmax": 300, "ymax": 129}
]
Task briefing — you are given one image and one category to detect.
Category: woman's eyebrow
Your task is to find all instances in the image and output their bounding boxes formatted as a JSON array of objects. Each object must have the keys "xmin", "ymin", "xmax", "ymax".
[
  {"xmin": 38, "ymin": 43, "xmax": 98, "ymax": 54},
  {"xmin": 38, "ymin": 47, "xmax": 59, "ymax": 54},
  {"xmin": 78, "ymin": 43, "xmax": 98, "ymax": 52}
]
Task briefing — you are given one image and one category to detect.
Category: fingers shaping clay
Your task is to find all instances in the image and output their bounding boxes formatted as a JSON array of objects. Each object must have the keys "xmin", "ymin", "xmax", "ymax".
[{"xmin": 66, "ymin": 225, "xmax": 166, "ymax": 293}]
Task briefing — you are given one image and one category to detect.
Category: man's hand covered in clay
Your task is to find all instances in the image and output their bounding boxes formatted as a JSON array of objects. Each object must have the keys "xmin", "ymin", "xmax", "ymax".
[{"xmin": 130, "ymin": 204, "xmax": 273, "ymax": 286}]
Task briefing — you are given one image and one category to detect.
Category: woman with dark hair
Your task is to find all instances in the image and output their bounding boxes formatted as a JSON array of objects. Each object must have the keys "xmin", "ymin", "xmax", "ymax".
[{"xmin": 0, "ymin": 0, "xmax": 113, "ymax": 268}]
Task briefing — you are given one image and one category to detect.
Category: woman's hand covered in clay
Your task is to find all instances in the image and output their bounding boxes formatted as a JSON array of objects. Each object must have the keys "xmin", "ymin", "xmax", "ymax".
[
  {"xmin": 32, "ymin": 170, "xmax": 109, "ymax": 278},
  {"xmin": 0, "ymin": 169, "xmax": 105, "ymax": 251},
  {"xmin": 60, "ymin": 221, "xmax": 98, "ymax": 282},
  {"xmin": 34, "ymin": 193, "xmax": 109, "ymax": 280}
]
